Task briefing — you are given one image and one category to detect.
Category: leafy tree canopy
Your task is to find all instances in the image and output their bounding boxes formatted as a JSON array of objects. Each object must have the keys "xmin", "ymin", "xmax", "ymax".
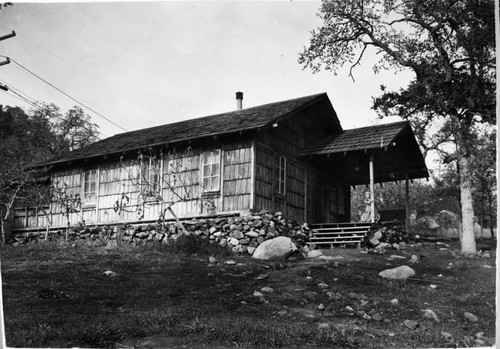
[
  {"xmin": 0, "ymin": 104, "xmax": 100, "ymax": 240},
  {"xmin": 300, "ymin": 0, "xmax": 496, "ymax": 125},
  {"xmin": 300, "ymin": 0, "xmax": 496, "ymax": 253}
]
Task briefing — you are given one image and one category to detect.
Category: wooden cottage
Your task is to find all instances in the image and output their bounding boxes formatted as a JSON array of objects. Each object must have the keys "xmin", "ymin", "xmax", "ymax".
[{"xmin": 15, "ymin": 92, "xmax": 428, "ymax": 234}]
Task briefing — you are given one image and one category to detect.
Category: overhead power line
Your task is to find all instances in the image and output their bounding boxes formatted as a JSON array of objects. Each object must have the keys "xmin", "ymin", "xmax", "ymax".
[
  {"xmin": 0, "ymin": 78, "xmax": 39, "ymax": 104},
  {"xmin": 0, "ymin": 55, "xmax": 128, "ymax": 132},
  {"xmin": 0, "ymin": 79, "xmax": 43, "ymax": 111}
]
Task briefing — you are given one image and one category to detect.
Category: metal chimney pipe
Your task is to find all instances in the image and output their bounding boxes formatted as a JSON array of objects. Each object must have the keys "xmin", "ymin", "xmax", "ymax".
[{"xmin": 236, "ymin": 91, "xmax": 243, "ymax": 110}]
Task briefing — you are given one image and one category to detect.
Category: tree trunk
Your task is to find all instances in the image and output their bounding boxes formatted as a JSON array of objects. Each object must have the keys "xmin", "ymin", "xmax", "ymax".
[
  {"xmin": 458, "ymin": 154, "xmax": 476, "ymax": 254},
  {"xmin": 479, "ymin": 192, "xmax": 484, "ymax": 240},
  {"xmin": 487, "ymin": 190, "xmax": 495, "ymax": 239},
  {"xmin": 0, "ymin": 219, "xmax": 5, "ymax": 244}
]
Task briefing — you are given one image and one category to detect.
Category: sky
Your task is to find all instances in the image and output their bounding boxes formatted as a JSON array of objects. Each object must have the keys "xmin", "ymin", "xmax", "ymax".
[{"xmin": 0, "ymin": 1, "xmax": 415, "ymax": 139}]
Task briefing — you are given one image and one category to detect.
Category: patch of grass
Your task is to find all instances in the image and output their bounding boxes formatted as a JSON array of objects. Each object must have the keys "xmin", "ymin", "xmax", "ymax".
[
  {"xmin": 1, "ymin": 239, "xmax": 496, "ymax": 348},
  {"xmin": 157, "ymin": 233, "xmax": 232, "ymax": 257}
]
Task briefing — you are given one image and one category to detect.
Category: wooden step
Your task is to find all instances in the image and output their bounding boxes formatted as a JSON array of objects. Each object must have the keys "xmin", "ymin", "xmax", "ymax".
[
  {"xmin": 308, "ymin": 240, "xmax": 363, "ymax": 245},
  {"xmin": 310, "ymin": 223, "xmax": 372, "ymax": 229},
  {"xmin": 313, "ymin": 226, "xmax": 371, "ymax": 232},
  {"xmin": 309, "ymin": 236, "xmax": 363, "ymax": 241},
  {"xmin": 310, "ymin": 233, "xmax": 365, "ymax": 238},
  {"xmin": 307, "ymin": 222, "xmax": 371, "ymax": 247}
]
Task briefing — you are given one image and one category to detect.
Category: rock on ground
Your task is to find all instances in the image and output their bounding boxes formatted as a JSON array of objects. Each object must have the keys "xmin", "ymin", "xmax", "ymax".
[
  {"xmin": 463, "ymin": 312, "xmax": 478, "ymax": 322},
  {"xmin": 307, "ymin": 250, "xmax": 324, "ymax": 258},
  {"xmin": 421, "ymin": 309, "xmax": 440, "ymax": 322},
  {"xmin": 252, "ymin": 236, "xmax": 297, "ymax": 260},
  {"xmin": 403, "ymin": 319, "xmax": 419, "ymax": 330},
  {"xmin": 379, "ymin": 265, "xmax": 416, "ymax": 280}
]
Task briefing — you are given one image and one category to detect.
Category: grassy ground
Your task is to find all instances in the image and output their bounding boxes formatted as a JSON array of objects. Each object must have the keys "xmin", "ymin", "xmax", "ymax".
[{"xmin": 1, "ymin": 236, "xmax": 496, "ymax": 348}]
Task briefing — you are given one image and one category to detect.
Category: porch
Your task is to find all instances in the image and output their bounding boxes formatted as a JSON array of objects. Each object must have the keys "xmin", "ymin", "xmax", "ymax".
[
  {"xmin": 301, "ymin": 121, "xmax": 429, "ymax": 246},
  {"xmin": 307, "ymin": 209, "xmax": 407, "ymax": 247}
]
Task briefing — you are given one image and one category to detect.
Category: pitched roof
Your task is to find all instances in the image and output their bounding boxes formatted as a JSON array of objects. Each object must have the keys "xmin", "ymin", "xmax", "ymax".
[
  {"xmin": 300, "ymin": 121, "xmax": 409, "ymax": 156},
  {"xmin": 37, "ymin": 93, "xmax": 333, "ymax": 167}
]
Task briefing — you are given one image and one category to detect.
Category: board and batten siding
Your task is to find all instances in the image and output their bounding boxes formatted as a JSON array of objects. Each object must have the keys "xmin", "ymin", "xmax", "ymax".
[
  {"xmin": 253, "ymin": 107, "xmax": 349, "ymax": 224},
  {"xmin": 14, "ymin": 141, "xmax": 255, "ymax": 230},
  {"xmin": 253, "ymin": 143, "xmax": 307, "ymax": 223},
  {"xmin": 98, "ymin": 159, "xmax": 144, "ymax": 223},
  {"xmin": 221, "ymin": 143, "xmax": 252, "ymax": 212},
  {"xmin": 161, "ymin": 150, "xmax": 202, "ymax": 219},
  {"xmin": 253, "ymin": 111, "xmax": 317, "ymax": 223},
  {"xmin": 51, "ymin": 167, "xmax": 90, "ymax": 227}
]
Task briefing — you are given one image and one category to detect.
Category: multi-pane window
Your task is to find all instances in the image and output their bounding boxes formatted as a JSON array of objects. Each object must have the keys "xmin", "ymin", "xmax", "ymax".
[
  {"xmin": 141, "ymin": 155, "xmax": 161, "ymax": 196},
  {"xmin": 276, "ymin": 155, "xmax": 286, "ymax": 194},
  {"xmin": 202, "ymin": 149, "xmax": 221, "ymax": 192},
  {"xmin": 83, "ymin": 169, "xmax": 97, "ymax": 203}
]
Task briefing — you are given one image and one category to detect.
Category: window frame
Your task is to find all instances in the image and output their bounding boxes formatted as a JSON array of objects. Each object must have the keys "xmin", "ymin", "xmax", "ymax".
[
  {"xmin": 140, "ymin": 154, "xmax": 162, "ymax": 198},
  {"xmin": 276, "ymin": 155, "xmax": 286, "ymax": 195},
  {"xmin": 82, "ymin": 168, "xmax": 98, "ymax": 206},
  {"xmin": 201, "ymin": 149, "xmax": 221, "ymax": 193}
]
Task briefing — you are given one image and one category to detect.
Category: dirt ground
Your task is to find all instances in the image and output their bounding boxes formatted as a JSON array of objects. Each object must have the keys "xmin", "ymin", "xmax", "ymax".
[
  {"xmin": 118, "ymin": 239, "xmax": 497, "ymax": 349},
  {"xmin": 1, "ymin": 238, "xmax": 496, "ymax": 348}
]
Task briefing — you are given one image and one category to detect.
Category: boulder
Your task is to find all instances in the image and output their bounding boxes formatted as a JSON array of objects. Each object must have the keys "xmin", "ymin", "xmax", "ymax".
[
  {"xmin": 307, "ymin": 250, "xmax": 324, "ymax": 258},
  {"xmin": 463, "ymin": 312, "xmax": 478, "ymax": 322},
  {"xmin": 231, "ymin": 231, "xmax": 244, "ymax": 239},
  {"xmin": 245, "ymin": 231, "xmax": 259, "ymax": 238},
  {"xmin": 370, "ymin": 230, "xmax": 383, "ymax": 245},
  {"xmin": 252, "ymin": 236, "xmax": 297, "ymax": 260},
  {"xmin": 261, "ymin": 286, "xmax": 274, "ymax": 293},
  {"xmin": 403, "ymin": 319, "xmax": 419, "ymax": 330},
  {"xmin": 474, "ymin": 222, "xmax": 483, "ymax": 238},
  {"xmin": 436, "ymin": 210, "xmax": 461, "ymax": 237},
  {"xmin": 228, "ymin": 237, "xmax": 240, "ymax": 246},
  {"xmin": 415, "ymin": 215, "xmax": 440, "ymax": 232},
  {"xmin": 421, "ymin": 309, "xmax": 440, "ymax": 322},
  {"xmin": 379, "ymin": 265, "xmax": 416, "ymax": 280},
  {"xmin": 415, "ymin": 210, "xmax": 461, "ymax": 238}
]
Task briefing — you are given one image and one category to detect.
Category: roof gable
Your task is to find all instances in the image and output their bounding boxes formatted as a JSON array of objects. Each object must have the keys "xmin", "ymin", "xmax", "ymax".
[{"xmin": 38, "ymin": 93, "xmax": 338, "ymax": 167}]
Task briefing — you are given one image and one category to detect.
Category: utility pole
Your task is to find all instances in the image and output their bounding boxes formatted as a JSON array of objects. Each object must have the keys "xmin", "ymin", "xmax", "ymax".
[{"xmin": 0, "ymin": 30, "xmax": 15, "ymax": 91}]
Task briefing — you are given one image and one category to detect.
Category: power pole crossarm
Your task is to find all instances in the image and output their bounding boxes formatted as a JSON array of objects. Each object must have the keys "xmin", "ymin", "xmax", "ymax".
[
  {"xmin": 0, "ymin": 31, "xmax": 15, "ymax": 42},
  {"xmin": 0, "ymin": 58, "xmax": 10, "ymax": 67}
]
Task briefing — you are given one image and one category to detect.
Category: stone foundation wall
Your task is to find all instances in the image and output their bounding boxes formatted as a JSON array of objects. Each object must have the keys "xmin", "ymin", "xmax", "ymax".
[{"xmin": 10, "ymin": 211, "xmax": 312, "ymax": 254}]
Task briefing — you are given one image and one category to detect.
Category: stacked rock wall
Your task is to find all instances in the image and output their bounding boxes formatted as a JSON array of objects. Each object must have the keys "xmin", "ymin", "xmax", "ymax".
[{"xmin": 10, "ymin": 211, "xmax": 312, "ymax": 254}]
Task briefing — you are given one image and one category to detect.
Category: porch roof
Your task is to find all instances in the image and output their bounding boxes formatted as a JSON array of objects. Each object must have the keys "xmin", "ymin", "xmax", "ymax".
[
  {"xmin": 301, "ymin": 121, "xmax": 409, "ymax": 155},
  {"xmin": 300, "ymin": 121, "xmax": 429, "ymax": 185}
]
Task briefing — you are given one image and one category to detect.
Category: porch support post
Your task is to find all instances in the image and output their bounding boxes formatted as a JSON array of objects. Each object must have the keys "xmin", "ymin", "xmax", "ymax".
[
  {"xmin": 405, "ymin": 172, "xmax": 410, "ymax": 232},
  {"xmin": 369, "ymin": 153, "xmax": 375, "ymax": 223}
]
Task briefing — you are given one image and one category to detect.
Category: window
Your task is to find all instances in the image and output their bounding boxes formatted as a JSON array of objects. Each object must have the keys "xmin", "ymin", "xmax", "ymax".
[
  {"xmin": 202, "ymin": 149, "xmax": 221, "ymax": 192},
  {"xmin": 83, "ymin": 169, "xmax": 97, "ymax": 204},
  {"xmin": 141, "ymin": 155, "xmax": 161, "ymax": 196},
  {"xmin": 276, "ymin": 155, "xmax": 286, "ymax": 194}
]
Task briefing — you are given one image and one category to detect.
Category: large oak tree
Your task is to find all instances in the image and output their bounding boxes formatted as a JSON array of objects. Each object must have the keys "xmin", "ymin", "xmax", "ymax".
[{"xmin": 299, "ymin": 0, "xmax": 496, "ymax": 254}]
